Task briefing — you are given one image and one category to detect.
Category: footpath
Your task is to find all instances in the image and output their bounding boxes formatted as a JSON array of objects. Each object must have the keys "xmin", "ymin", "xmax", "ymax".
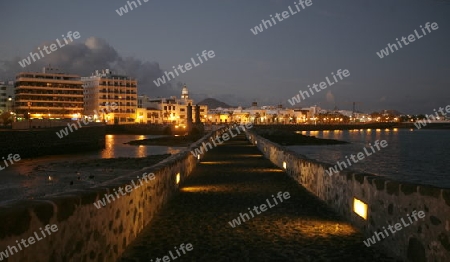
[{"xmin": 119, "ymin": 134, "xmax": 398, "ymax": 261}]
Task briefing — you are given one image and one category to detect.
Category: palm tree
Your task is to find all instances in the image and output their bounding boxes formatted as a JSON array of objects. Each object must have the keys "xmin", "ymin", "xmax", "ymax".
[
  {"xmin": 254, "ymin": 112, "xmax": 261, "ymax": 124},
  {"xmin": 163, "ymin": 111, "xmax": 170, "ymax": 124},
  {"xmin": 0, "ymin": 112, "xmax": 13, "ymax": 126},
  {"xmin": 284, "ymin": 114, "xmax": 290, "ymax": 124},
  {"xmin": 151, "ymin": 112, "xmax": 159, "ymax": 123},
  {"xmin": 244, "ymin": 113, "xmax": 250, "ymax": 123},
  {"xmin": 215, "ymin": 112, "xmax": 221, "ymax": 123},
  {"xmin": 272, "ymin": 114, "xmax": 278, "ymax": 124},
  {"xmin": 228, "ymin": 111, "xmax": 234, "ymax": 123}
]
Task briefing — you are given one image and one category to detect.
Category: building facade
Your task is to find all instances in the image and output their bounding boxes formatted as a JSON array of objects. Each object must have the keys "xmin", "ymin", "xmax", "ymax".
[
  {"xmin": 14, "ymin": 67, "xmax": 83, "ymax": 119},
  {"xmin": 82, "ymin": 69, "xmax": 137, "ymax": 124},
  {"xmin": 205, "ymin": 102, "xmax": 316, "ymax": 124},
  {"xmin": 0, "ymin": 81, "xmax": 15, "ymax": 114},
  {"xmin": 137, "ymin": 85, "xmax": 207, "ymax": 125}
]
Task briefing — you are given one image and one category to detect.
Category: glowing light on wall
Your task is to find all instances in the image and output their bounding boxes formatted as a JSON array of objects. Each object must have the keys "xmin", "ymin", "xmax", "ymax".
[
  {"xmin": 353, "ymin": 198, "xmax": 368, "ymax": 220},
  {"xmin": 176, "ymin": 173, "xmax": 180, "ymax": 184},
  {"xmin": 283, "ymin": 161, "xmax": 287, "ymax": 169}
]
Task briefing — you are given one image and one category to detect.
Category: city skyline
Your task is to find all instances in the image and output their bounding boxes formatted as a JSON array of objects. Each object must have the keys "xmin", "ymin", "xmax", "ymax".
[{"xmin": 0, "ymin": 0, "xmax": 449, "ymax": 114}]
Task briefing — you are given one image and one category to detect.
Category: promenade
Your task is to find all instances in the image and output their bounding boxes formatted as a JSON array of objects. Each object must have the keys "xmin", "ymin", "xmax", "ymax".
[{"xmin": 119, "ymin": 134, "xmax": 398, "ymax": 261}]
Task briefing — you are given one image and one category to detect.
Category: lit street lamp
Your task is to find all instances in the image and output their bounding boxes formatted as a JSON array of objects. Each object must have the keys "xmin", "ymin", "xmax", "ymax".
[
  {"xmin": 7, "ymin": 96, "xmax": 12, "ymax": 112},
  {"xmin": 7, "ymin": 96, "xmax": 16, "ymax": 123}
]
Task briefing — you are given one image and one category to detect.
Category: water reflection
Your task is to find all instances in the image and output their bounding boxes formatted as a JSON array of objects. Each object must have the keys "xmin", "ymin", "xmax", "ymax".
[
  {"xmin": 292, "ymin": 129, "xmax": 450, "ymax": 188},
  {"xmin": 0, "ymin": 134, "xmax": 187, "ymax": 203},
  {"xmin": 100, "ymin": 135, "xmax": 185, "ymax": 158}
]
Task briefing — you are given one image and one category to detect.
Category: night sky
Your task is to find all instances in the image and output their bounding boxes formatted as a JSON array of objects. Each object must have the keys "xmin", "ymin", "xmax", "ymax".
[{"xmin": 1, "ymin": 0, "xmax": 449, "ymax": 114}]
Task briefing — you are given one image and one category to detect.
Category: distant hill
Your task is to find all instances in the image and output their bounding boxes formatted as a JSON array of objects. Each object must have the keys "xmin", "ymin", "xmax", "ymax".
[
  {"xmin": 384, "ymin": 109, "xmax": 402, "ymax": 116},
  {"xmin": 197, "ymin": 98, "xmax": 233, "ymax": 109}
]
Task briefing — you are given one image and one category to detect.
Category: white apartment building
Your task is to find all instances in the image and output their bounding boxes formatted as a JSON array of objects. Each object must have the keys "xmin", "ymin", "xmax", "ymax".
[
  {"xmin": 0, "ymin": 81, "xmax": 15, "ymax": 114},
  {"xmin": 82, "ymin": 69, "xmax": 137, "ymax": 124},
  {"xmin": 206, "ymin": 102, "xmax": 310, "ymax": 124}
]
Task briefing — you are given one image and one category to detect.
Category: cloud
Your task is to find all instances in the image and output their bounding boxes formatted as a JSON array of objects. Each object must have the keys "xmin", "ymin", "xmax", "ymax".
[
  {"xmin": 0, "ymin": 37, "xmax": 181, "ymax": 97},
  {"xmin": 326, "ymin": 91, "xmax": 335, "ymax": 104}
]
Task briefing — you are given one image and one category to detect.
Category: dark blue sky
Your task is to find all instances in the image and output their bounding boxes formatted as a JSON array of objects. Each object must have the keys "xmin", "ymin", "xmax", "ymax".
[{"xmin": 1, "ymin": 0, "xmax": 449, "ymax": 113}]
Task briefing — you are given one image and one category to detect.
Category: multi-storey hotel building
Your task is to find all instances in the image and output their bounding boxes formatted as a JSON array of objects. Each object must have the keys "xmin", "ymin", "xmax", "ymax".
[
  {"xmin": 82, "ymin": 69, "xmax": 137, "ymax": 124},
  {"xmin": 14, "ymin": 67, "xmax": 83, "ymax": 119}
]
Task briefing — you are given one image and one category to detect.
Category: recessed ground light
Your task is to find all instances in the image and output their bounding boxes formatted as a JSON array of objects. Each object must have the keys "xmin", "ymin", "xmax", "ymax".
[
  {"xmin": 176, "ymin": 173, "xmax": 180, "ymax": 185},
  {"xmin": 353, "ymin": 198, "xmax": 368, "ymax": 220}
]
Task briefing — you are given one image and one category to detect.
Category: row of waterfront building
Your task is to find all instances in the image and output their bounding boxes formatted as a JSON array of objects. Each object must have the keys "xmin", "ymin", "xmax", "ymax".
[
  {"xmin": 1, "ymin": 67, "xmax": 381, "ymax": 127},
  {"xmin": 1, "ymin": 67, "xmax": 208, "ymax": 126}
]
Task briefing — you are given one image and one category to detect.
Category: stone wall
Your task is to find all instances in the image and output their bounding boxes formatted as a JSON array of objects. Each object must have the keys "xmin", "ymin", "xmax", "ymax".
[
  {"xmin": 0, "ymin": 128, "xmax": 225, "ymax": 262},
  {"xmin": 12, "ymin": 119, "xmax": 69, "ymax": 129},
  {"xmin": 246, "ymin": 130, "xmax": 450, "ymax": 262}
]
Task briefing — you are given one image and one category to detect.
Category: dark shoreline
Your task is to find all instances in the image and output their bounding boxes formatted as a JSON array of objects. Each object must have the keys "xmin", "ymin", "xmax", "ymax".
[
  {"xmin": 253, "ymin": 128, "xmax": 348, "ymax": 146},
  {"xmin": 125, "ymin": 134, "xmax": 204, "ymax": 147},
  {"xmin": 0, "ymin": 126, "xmax": 106, "ymax": 159},
  {"xmin": 252, "ymin": 122, "xmax": 450, "ymax": 131}
]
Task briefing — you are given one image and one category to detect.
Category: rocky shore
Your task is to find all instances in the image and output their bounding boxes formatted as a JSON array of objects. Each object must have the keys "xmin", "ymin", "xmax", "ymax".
[{"xmin": 0, "ymin": 154, "xmax": 172, "ymax": 204}]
